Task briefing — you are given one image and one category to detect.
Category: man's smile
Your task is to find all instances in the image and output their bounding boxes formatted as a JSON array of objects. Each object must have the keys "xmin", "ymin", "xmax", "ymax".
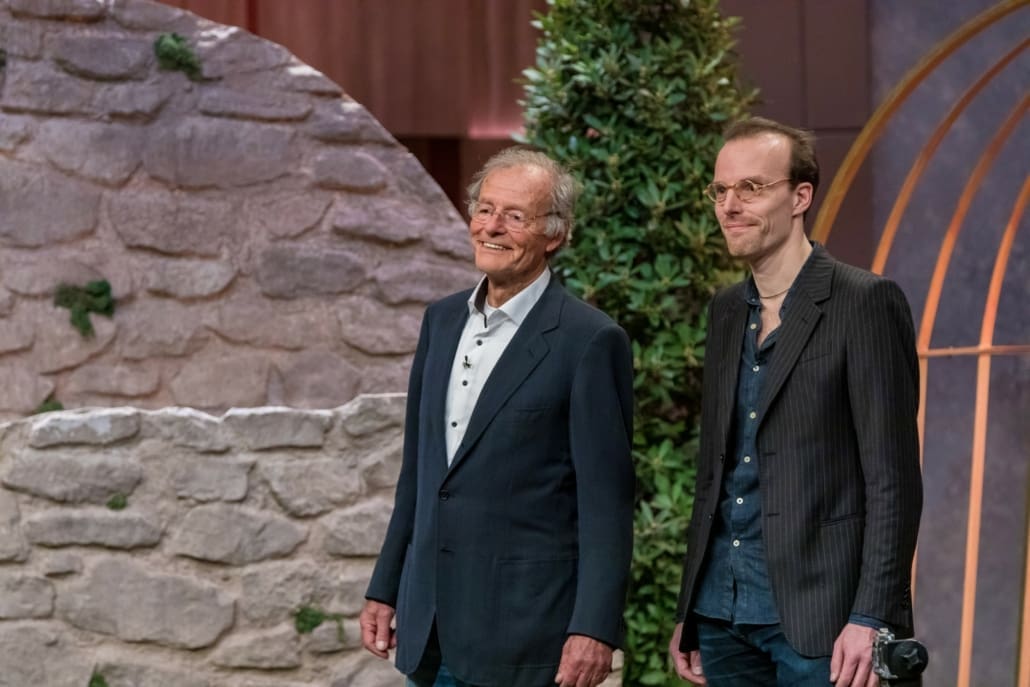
[{"xmin": 478, "ymin": 240, "xmax": 511, "ymax": 250}]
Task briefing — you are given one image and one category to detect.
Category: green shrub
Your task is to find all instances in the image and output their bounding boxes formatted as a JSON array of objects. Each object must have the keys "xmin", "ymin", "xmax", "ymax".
[
  {"xmin": 294, "ymin": 605, "xmax": 344, "ymax": 643},
  {"xmin": 33, "ymin": 395, "xmax": 64, "ymax": 415},
  {"xmin": 88, "ymin": 672, "xmax": 109, "ymax": 687},
  {"xmin": 106, "ymin": 494, "xmax": 128, "ymax": 511},
  {"xmin": 54, "ymin": 280, "xmax": 115, "ymax": 338},
  {"xmin": 521, "ymin": 1, "xmax": 754, "ymax": 683},
  {"xmin": 154, "ymin": 33, "xmax": 203, "ymax": 80}
]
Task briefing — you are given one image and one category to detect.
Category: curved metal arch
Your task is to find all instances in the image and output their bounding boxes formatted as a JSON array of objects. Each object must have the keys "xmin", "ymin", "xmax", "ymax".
[
  {"xmin": 871, "ymin": 39, "xmax": 1028, "ymax": 275},
  {"xmin": 958, "ymin": 167, "xmax": 1029, "ymax": 687},
  {"xmin": 810, "ymin": 0, "xmax": 1028, "ymax": 244}
]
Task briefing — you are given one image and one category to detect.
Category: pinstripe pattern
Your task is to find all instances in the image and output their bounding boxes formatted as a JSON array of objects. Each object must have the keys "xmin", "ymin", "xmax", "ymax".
[{"xmin": 677, "ymin": 244, "xmax": 923, "ymax": 657}]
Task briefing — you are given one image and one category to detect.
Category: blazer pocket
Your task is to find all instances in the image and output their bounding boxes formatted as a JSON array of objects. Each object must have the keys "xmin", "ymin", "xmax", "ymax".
[
  {"xmin": 503, "ymin": 407, "xmax": 552, "ymax": 442},
  {"xmin": 798, "ymin": 347, "xmax": 834, "ymax": 364},
  {"xmin": 498, "ymin": 557, "xmax": 577, "ymax": 666},
  {"xmin": 819, "ymin": 512, "xmax": 863, "ymax": 527}
]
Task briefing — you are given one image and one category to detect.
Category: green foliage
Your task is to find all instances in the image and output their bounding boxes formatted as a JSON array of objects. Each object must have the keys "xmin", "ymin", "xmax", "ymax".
[
  {"xmin": 521, "ymin": 1, "xmax": 754, "ymax": 683},
  {"xmin": 54, "ymin": 280, "xmax": 115, "ymax": 338},
  {"xmin": 154, "ymin": 33, "xmax": 203, "ymax": 80},
  {"xmin": 294, "ymin": 605, "xmax": 345, "ymax": 643},
  {"xmin": 106, "ymin": 494, "xmax": 128, "ymax": 511},
  {"xmin": 33, "ymin": 395, "xmax": 64, "ymax": 415},
  {"xmin": 88, "ymin": 673, "xmax": 109, "ymax": 687}
]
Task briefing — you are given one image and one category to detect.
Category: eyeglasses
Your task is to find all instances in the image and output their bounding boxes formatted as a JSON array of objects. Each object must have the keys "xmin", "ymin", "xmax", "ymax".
[
  {"xmin": 467, "ymin": 201, "xmax": 557, "ymax": 232},
  {"xmin": 704, "ymin": 178, "xmax": 791, "ymax": 203}
]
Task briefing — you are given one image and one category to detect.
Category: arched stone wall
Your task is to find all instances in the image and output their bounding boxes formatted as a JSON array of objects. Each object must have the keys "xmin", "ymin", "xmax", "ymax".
[{"xmin": 0, "ymin": 0, "xmax": 477, "ymax": 419}]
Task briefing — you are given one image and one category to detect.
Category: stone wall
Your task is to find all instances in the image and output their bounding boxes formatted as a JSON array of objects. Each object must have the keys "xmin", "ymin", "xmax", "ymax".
[
  {"xmin": 0, "ymin": 0, "xmax": 477, "ymax": 420},
  {"xmin": 0, "ymin": 396, "xmax": 408, "ymax": 686}
]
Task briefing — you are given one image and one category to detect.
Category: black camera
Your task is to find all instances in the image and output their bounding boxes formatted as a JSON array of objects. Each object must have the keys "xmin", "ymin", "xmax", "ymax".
[{"xmin": 872, "ymin": 627, "xmax": 928, "ymax": 686}]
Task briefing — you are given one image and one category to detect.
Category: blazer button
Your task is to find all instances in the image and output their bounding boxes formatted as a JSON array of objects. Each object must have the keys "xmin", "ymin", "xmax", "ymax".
[{"xmin": 439, "ymin": 489, "xmax": 450, "ymax": 501}]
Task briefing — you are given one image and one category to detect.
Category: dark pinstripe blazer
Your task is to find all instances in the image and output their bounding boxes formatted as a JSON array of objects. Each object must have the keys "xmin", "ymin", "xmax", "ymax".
[{"xmin": 677, "ymin": 244, "xmax": 923, "ymax": 657}]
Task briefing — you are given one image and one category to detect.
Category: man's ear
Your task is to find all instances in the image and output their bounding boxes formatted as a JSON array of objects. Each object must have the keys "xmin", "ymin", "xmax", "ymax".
[{"xmin": 792, "ymin": 182, "xmax": 813, "ymax": 218}]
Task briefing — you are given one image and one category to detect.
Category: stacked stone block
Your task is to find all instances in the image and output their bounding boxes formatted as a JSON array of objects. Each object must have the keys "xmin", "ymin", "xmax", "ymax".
[
  {"xmin": 0, "ymin": 0, "xmax": 476, "ymax": 419},
  {"xmin": 0, "ymin": 395, "xmax": 408, "ymax": 686}
]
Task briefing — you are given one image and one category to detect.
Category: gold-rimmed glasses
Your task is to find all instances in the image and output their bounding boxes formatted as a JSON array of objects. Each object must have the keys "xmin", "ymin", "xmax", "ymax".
[
  {"xmin": 704, "ymin": 178, "xmax": 791, "ymax": 203},
  {"xmin": 467, "ymin": 201, "xmax": 557, "ymax": 232}
]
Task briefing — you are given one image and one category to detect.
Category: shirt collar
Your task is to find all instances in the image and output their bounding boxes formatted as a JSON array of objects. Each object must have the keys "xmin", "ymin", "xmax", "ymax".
[
  {"xmin": 467, "ymin": 268, "xmax": 551, "ymax": 326},
  {"xmin": 742, "ymin": 241, "xmax": 818, "ymax": 313}
]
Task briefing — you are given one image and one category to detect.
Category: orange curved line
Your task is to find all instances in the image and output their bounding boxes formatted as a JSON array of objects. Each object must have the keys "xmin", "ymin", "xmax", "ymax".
[
  {"xmin": 871, "ymin": 39, "xmax": 1028, "ymax": 275},
  {"xmin": 902, "ymin": 42, "xmax": 1026, "ymax": 603},
  {"xmin": 988, "ymin": 178, "xmax": 1030, "ymax": 687},
  {"xmin": 810, "ymin": 0, "xmax": 1027, "ymax": 244},
  {"xmin": 917, "ymin": 96, "xmax": 1028, "ymax": 354},
  {"xmin": 1022, "ymin": 501, "xmax": 1030, "ymax": 687},
  {"xmin": 923, "ymin": 344, "xmax": 1030, "ymax": 358},
  {"xmin": 956, "ymin": 170, "xmax": 1030, "ymax": 687},
  {"xmin": 980, "ymin": 176, "xmax": 1028, "ymax": 348}
]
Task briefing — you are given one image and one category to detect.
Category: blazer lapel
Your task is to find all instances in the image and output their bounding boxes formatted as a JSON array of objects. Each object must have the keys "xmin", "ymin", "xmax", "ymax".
[
  {"xmin": 715, "ymin": 293, "xmax": 748, "ymax": 453},
  {"xmin": 445, "ymin": 279, "xmax": 562, "ymax": 474},
  {"xmin": 755, "ymin": 245, "xmax": 835, "ymax": 428}
]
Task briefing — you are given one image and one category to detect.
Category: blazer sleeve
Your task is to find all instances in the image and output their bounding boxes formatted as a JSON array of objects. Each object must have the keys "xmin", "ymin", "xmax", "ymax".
[
  {"xmin": 565, "ymin": 322, "xmax": 636, "ymax": 647},
  {"xmin": 845, "ymin": 278, "xmax": 922, "ymax": 630},
  {"xmin": 365, "ymin": 311, "xmax": 431, "ymax": 605}
]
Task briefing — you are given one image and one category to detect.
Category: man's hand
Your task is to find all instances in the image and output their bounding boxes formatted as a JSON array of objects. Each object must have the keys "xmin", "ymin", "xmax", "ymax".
[
  {"xmin": 359, "ymin": 599, "xmax": 396, "ymax": 659},
  {"xmin": 554, "ymin": 634, "xmax": 613, "ymax": 687},
  {"xmin": 830, "ymin": 623, "xmax": 879, "ymax": 687},
  {"xmin": 669, "ymin": 622, "xmax": 706, "ymax": 684}
]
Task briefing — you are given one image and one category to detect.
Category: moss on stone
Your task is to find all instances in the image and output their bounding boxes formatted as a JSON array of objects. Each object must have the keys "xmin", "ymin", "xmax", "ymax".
[{"xmin": 154, "ymin": 33, "xmax": 203, "ymax": 80}]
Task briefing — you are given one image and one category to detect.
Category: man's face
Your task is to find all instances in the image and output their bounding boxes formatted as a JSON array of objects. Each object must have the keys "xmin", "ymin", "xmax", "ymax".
[
  {"xmin": 469, "ymin": 164, "xmax": 563, "ymax": 289},
  {"xmin": 712, "ymin": 133, "xmax": 808, "ymax": 264}
]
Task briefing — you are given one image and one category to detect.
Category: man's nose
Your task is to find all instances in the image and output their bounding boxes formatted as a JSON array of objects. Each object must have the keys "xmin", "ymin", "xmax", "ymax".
[
  {"xmin": 481, "ymin": 211, "xmax": 507, "ymax": 232},
  {"xmin": 721, "ymin": 189, "xmax": 744, "ymax": 214}
]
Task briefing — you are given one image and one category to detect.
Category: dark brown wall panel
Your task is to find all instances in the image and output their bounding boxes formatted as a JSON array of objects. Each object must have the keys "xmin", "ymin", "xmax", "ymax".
[
  {"xmin": 466, "ymin": 0, "xmax": 545, "ymax": 137},
  {"xmin": 255, "ymin": 0, "xmax": 471, "ymax": 136},
  {"xmin": 720, "ymin": 0, "xmax": 805, "ymax": 125},
  {"xmin": 250, "ymin": 0, "xmax": 543, "ymax": 139},
  {"xmin": 813, "ymin": 132, "xmax": 872, "ymax": 267},
  {"xmin": 803, "ymin": 0, "xmax": 870, "ymax": 128}
]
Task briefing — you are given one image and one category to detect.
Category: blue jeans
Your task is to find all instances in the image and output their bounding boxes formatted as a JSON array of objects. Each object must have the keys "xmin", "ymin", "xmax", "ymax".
[{"xmin": 696, "ymin": 618, "xmax": 832, "ymax": 686}]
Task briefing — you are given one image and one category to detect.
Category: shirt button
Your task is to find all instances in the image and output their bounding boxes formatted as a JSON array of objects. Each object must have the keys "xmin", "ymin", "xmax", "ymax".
[
  {"xmin": 753, "ymin": 365, "xmax": 760, "ymax": 372},
  {"xmin": 749, "ymin": 411, "xmax": 757, "ymax": 420},
  {"xmin": 462, "ymin": 380, "xmax": 468, "ymax": 386},
  {"xmin": 743, "ymin": 456, "xmax": 752, "ymax": 463},
  {"xmin": 477, "ymin": 340, "xmax": 483, "ymax": 345},
  {"xmin": 732, "ymin": 539, "xmax": 741, "ymax": 548},
  {"xmin": 749, "ymin": 323, "xmax": 757, "ymax": 330},
  {"xmin": 450, "ymin": 421, "xmax": 457, "ymax": 428},
  {"xmin": 736, "ymin": 497, "xmax": 744, "ymax": 505}
]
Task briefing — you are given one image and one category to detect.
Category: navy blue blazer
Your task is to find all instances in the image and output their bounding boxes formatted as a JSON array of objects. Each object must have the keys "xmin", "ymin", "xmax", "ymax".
[{"xmin": 367, "ymin": 275, "xmax": 635, "ymax": 687}]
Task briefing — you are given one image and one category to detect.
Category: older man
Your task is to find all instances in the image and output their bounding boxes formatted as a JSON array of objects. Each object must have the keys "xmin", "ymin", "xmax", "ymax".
[
  {"xmin": 362, "ymin": 147, "xmax": 635, "ymax": 687},
  {"xmin": 670, "ymin": 117, "xmax": 922, "ymax": 687}
]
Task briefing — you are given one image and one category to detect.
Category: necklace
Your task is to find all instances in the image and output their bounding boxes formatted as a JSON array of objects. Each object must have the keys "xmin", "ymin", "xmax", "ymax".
[{"xmin": 757, "ymin": 285, "xmax": 790, "ymax": 300}]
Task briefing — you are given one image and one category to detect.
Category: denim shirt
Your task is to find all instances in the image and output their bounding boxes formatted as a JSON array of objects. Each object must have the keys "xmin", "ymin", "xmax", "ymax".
[{"xmin": 692, "ymin": 278, "xmax": 781, "ymax": 624}]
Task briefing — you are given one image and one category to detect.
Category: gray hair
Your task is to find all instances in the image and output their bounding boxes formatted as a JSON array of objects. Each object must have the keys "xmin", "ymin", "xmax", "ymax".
[{"xmin": 466, "ymin": 146, "xmax": 579, "ymax": 250}]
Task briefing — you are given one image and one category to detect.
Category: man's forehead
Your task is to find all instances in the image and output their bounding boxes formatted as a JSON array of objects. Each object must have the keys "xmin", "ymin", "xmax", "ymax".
[
  {"xmin": 481, "ymin": 164, "xmax": 552, "ymax": 201},
  {"xmin": 716, "ymin": 133, "xmax": 791, "ymax": 175}
]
